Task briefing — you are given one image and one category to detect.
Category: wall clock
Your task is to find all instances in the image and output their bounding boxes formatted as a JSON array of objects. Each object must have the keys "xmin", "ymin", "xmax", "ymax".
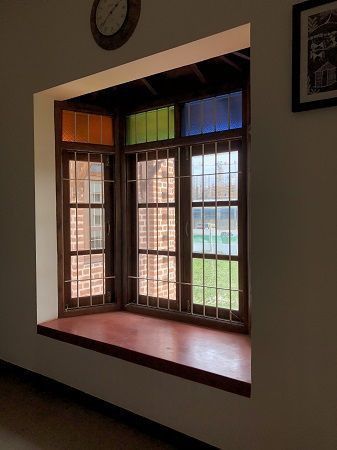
[{"xmin": 91, "ymin": 0, "xmax": 141, "ymax": 50}]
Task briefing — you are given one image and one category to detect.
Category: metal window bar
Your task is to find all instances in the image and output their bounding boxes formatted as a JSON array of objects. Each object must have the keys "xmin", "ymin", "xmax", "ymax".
[
  {"xmin": 156, "ymin": 149, "xmax": 159, "ymax": 309},
  {"xmin": 88, "ymin": 154, "xmax": 92, "ymax": 306},
  {"xmin": 136, "ymin": 152, "xmax": 139, "ymax": 305},
  {"xmin": 146, "ymin": 151, "xmax": 149, "ymax": 307},
  {"xmin": 215, "ymin": 141, "xmax": 219, "ymax": 319},
  {"xmin": 190, "ymin": 144, "xmax": 194, "ymax": 315},
  {"xmin": 166, "ymin": 147, "xmax": 170, "ymax": 310},
  {"xmin": 75, "ymin": 152, "xmax": 79, "ymax": 308},
  {"xmin": 178, "ymin": 146, "xmax": 182, "ymax": 312},
  {"xmin": 228, "ymin": 140, "xmax": 232, "ymax": 321},
  {"xmin": 100, "ymin": 154, "xmax": 105, "ymax": 304},
  {"xmin": 202, "ymin": 143, "xmax": 205, "ymax": 316}
]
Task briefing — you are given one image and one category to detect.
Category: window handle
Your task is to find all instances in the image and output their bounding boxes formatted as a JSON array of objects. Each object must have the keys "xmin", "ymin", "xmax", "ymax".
[{"xmin": 185, "ymin": 221, "xmax": 189, "ymax": 238}]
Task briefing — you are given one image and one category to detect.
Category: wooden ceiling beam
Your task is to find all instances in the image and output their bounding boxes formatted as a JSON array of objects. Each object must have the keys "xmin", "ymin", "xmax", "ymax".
[
  {"xmin": 192, "ymin": 64, "xmax": 207, "ymax": 84},
  {"xmin": 141, "ymin": 78, "xmax": 158, "ymax": 96},
  {"xmin": 219, "ymin": 55, "xmax": 242, "ymax": 72},
  {"xmin": 233, "ymin": 51, "xmax": 250, "ymax": 61}
]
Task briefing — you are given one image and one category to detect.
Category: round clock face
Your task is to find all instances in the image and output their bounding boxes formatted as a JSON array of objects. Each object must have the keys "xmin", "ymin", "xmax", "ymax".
[
  {"xmin": 95, "ymin": 0, "xmax": 128, "ymax": 36},
  {"xmin": 91, "ymin": 0, "xmax": 141, "ymax": 50}
]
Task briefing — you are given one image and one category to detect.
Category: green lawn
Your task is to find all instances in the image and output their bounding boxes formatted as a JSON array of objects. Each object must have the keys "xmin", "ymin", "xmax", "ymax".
[{"xmin": 192, "ymin": 258, "xmax": 239, "ymax": 310}]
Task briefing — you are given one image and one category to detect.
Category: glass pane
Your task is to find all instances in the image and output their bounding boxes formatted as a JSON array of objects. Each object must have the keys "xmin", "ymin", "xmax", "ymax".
[
  {"xmin": 230, "ymin": 91, "xmax": 242, "ymax": 129},
  {"xmin": 202, "ymin": 97, "xmax": 216, "ymax": 133},
  {"xmin": 215, "ymin": 95, "xmax": 229, "ymax": 132},
  {"xmin": 157, "ymin": 107, "xmax": 169, "ymax": 140},
  {"xmin": 138, "ymin": 207, "xmax": 175, "ymax": 251},
  {"xmin": 189, "ymin": 101, "xmax": 202, "ymax": 135},
  {"xmin": 217, "ymin": 150, "xmax": 238, "ymax": 173},
  {"xmin": 192, "ymin": 206, "xmax": 238, "ymax": 255},
  {"xmin": 75, "ymin": 113, "xmax": 89, "ymax": 143},
  {"xmin": 102, "ymin": 115, "xmax": 113, "ymax": 145},
  {"xmin": 138, "ymin": 254, "xmax": 176, "ymax": 299},
  {"xmin": 146, "ymin": 109, "xmax": 157, "ymax": 142},
  {"xmin": 70, "ymin": 208, "xmax": 105, "ymax": 251},
  {"xmin": 62, "ymin": 111, "xmax": 75, "ymax": 141},
  {"xmin": 135, "ymin": 112, "xmax": 147, "ymax": 143},
  {"xmin": 89, "ymin": 114, "xmax": 101, "ymax": 144},
  {"xmin": 192, "ymin": 258, "xmax": 238, "ymax": 291}
]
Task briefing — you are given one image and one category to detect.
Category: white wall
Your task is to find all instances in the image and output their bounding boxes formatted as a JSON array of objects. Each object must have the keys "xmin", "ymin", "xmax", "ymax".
[{"xmin": 0, "ymin": 1, "xmax": 336, "ymax": 449}]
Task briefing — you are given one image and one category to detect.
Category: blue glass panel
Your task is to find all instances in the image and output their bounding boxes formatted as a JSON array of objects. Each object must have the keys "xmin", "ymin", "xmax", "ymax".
[
  {"xmin": 215, "ymin": 95, "xmax": 229, "ymax": 132},
  {"xmin": 229, "ymin": 92, "xmax": 242, "ymax": 129},
  {"xmin": 189, "ymin": 100, "xmax": 203, "ymax": 136},
  {"xmin": 202, "ymin": 97, "xmax": 216, "ymax": 133}
]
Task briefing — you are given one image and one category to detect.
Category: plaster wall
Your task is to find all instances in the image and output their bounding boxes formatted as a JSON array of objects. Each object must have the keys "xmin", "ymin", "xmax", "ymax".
[{"xmin": 0, "ymin": 1, "xmax": 336, "ymax": 449}]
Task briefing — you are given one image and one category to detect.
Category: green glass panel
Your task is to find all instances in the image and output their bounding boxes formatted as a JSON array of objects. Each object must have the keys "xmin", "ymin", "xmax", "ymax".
[
  {"xmin": 169, "ymin": 106, "xmax": 175, "ymax": 139},
  {"xmin": 146, "ymin": 109, "xmax": 157, "ymax": 142},
  {"xmin": 157, "ymin": 107, "xmax": 169, "ymax": 140},
  {"xmin": 135, "ymin": 112, "xmax": 146, "ymax": 144},
  {"xmin": 126, "ymin": 115, "xmax": 136, "ymax": 145}
]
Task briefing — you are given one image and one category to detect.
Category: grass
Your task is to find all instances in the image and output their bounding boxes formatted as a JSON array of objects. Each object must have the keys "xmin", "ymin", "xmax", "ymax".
[{"xmin": 192, "ymin": 258, "xmax": 239, "ymax": 310}]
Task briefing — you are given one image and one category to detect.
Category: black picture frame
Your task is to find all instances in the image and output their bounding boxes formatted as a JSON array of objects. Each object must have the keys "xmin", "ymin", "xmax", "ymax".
[{"xmin": 292, "ymin": 0, "xmax": 337, "ymax": 111}]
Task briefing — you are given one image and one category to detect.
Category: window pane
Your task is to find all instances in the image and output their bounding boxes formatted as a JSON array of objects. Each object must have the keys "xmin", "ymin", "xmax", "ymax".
[
  {"xmin": 192, "ymin": 206, "xmax": 238, "ymax": 255},
  {"xmin": 70, "ymin": 254, "xmax": 105, "ymax": 298},
  {"xmin": 138, "ymin": 254, "xmax": 176, "ymax": 299},
  {"xmin": 229, "ymin": 91, "xmax": 242, "ymax": 129},
  {"xmin": 137, "ymin": 157, "xmax": 175, "ymax": 203},
  {"xmin": 192, "ymin": 258, "xmax": 238, "ymax": 290},
  {"xmin": 182, "ymin": 92, "xmax": 242, "ymax": 136},
  {"xmin": 192, "ymin": 259, "xmax": 239, "ymax": 311},
  {"xmin": 70, "ymin": 208, "xmax": 105, "ymax": 251},
  {"xmin": 126, "ymin": 106, "xmax": 175, "ymax": 144},
  {"xmin": 138, "ymin": 208, "xmax": 175, "ymax": 251},
  {"xmin": 62, "ymin": 111, "xmax": 113, "ymax": 145}
]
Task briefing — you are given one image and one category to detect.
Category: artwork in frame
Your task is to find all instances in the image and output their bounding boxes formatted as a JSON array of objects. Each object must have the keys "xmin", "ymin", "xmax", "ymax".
[{"xmin": 293, "ymin": 0, "xmax": 337, "ymax": 111}]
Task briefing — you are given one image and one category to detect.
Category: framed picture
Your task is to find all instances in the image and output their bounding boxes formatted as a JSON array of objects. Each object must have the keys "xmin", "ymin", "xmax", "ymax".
[{"xmin": 292, "ymin": 0, "xmax": 337, "ymax": 111}]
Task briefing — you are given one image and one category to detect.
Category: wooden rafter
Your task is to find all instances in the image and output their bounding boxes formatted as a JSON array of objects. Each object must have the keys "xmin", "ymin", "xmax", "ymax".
[
  {"xmin": 191, "ymin": 64, "xmax": 207, "ymax": 84},
  {"xmin": 141, "ymin": 78, "xmax": 158, "ymax": 96},
  {"xmin": 233, "ymin": 51, "xmax": 250, "ymax": 61},
  {"xmin": 219, "ymin": 55, "xmax": 242, "ymax": 72}
]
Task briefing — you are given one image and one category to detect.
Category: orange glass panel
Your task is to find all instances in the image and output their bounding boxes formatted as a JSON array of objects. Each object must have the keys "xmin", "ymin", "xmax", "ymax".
[
  {"xmin": 62, "ymin": 110, "xmax": 75, "ymax": 141},
  {"xmin": 89, "ymin": 114, "xmax": 102, "ymax": 144},
  {"xmin": 75, "ymin": 113, "xmax": 89, "ymax": 143},
  {"xmin": 102, "ymin": 116, "xmax": 113, "ymax": 145}
]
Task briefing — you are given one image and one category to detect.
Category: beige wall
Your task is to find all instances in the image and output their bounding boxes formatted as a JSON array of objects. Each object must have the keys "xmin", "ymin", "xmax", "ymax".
[{"xmin": 0, "ymin": 1, "xmax": 336, "ymax": 449}]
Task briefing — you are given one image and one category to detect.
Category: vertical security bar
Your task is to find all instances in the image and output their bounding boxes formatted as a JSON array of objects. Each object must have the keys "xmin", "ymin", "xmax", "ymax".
[
  {"xmin": 136, "ymin": 153, "xmax": 139, "ymax": 305},
  {"xmin": 202, "ymin": 143, "xmax": 205, "ymax": 316},
  {"xmin": 75, "ymin": 152, "xmax": 79, "ymax": 308},
  {"xmin": 215, "ymin": 141, "xmax": 219, "ymax": 319},
  {"xmin": 156, "ymin": 150, "xmax": 159, "ymax": 309},
  {"xmin": 100, "ymin": 154, "xmax": 105, "ymax": 304},
  {"xmin": 166, "ymin": 148, "xmax": 170, "ymax": 310},
  {"xmin": 88, "ymin": 154, "xmax": 92, "ymax": 306},
  {"xmin": 146, "ymin": 151, "xmax": 149, "ymax": 307},
  {"xmin": 190, "ymin": 145, "xmax": 194, "ymax": 314},
  {"xmin": 228, "ymin": 140, "xmax": 232, "ymax": 321},
  {"xmin": 178, "ymin": 147, "xmax": 182, "ymax": 312}
]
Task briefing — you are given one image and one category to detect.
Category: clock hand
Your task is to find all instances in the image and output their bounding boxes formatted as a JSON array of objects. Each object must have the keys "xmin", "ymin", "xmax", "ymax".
[{"xmin": 102, "ymin": 0, "xmax": 122, "ymax": 26}]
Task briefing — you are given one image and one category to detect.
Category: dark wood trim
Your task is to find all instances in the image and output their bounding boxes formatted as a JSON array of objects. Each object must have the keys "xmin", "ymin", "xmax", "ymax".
[
  {"xmin": 0, "ymin": 359, "xmax": 216, "ymax": 450},
  {"xmin": 59, "ymin": 303, "xmax": 120, "ymax": 318},
  {"xmin": 37, "ymin": 312, "xmax": 251, "ymax": 397},
  {"xmin": 55, "ymin": 100, "xmax": 113, "ymax": 116},
  {"xmin": 124, "ymin": 129, "xmax": 243, "ymax": 153},
  {"xmin": 124, "ymin": 303, "xmax": 246, "ymax": 332},
  {"xmin": 61, "ymin": 142, "xmax": 115, "ymax": 154}
]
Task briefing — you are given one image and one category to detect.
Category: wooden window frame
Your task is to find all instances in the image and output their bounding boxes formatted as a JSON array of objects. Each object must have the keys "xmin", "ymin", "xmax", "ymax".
[
  {"xmin": 55, "ymin": 102, "xmax": 122, "ymax": 317},
  {"xmin": 55, "ymin": 79, "xmax": 249, "ymax": 333}
]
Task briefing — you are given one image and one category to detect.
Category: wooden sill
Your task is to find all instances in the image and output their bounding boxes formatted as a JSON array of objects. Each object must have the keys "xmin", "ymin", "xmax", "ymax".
[{"xmin": 37, "ymin": 311, "xmax": 251, "ymax": 397}]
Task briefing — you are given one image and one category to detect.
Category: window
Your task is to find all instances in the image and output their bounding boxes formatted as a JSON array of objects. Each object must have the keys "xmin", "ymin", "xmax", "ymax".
[{"xmin": 56, "ymin": 85, "xmax": 248, "ymax": 331}]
